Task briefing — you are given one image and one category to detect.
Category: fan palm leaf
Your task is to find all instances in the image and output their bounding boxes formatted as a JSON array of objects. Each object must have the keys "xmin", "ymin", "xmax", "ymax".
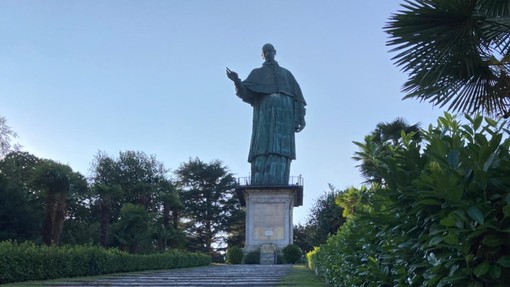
[{"xmin": 385, "ymin": 0, "xmax": 510, "ymax": 117}]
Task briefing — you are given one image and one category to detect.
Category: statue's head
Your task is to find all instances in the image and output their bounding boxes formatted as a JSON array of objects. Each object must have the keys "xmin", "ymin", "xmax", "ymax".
[{"xmin": 262, "ymin": 43, "xmax": 276, "ymax": 62}]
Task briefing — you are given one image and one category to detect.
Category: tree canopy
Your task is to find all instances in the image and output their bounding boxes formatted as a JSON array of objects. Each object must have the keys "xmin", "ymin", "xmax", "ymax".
[
  {"xmin": 175, "ymin": 158, "xmax": 243, "ymax": 255},
  {"xmin": 0, "ymin": 116, "xmax": 21, "ymax": 160}
]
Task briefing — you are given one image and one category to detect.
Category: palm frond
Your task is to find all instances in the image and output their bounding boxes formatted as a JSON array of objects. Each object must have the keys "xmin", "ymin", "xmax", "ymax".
[{"xmin": 385, "ymin": 0, "xmax": 510, "ymax": 117}]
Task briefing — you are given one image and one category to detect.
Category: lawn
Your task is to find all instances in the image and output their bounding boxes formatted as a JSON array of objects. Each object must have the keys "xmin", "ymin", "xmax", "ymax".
[{"xmin": 277, "ymin": 264, "xmax": 327, "ymax": 286}]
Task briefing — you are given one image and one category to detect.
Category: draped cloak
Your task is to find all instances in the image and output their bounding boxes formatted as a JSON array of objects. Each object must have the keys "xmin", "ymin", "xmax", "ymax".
[{"xmin": 236, "ymin": 61, "xmax": 306, "ymax": 164}]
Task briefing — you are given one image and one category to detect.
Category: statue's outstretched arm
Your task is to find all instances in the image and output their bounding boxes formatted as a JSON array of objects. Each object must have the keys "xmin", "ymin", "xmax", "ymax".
[{"xmin": 227, "ymin": 67, "xmax": 254, "ymax": 103}]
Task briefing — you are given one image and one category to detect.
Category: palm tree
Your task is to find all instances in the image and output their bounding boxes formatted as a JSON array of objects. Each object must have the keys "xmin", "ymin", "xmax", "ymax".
[
  {"xmin": 371, "ymin": 117, "xmax": 421, "ymax": 146},
  {"xmin": 33, "ymin": 161, "xmax": 72, "ymax": 246},
  {"xmin": 353, "ymin": 135, "xmax": 386, "ymax": 184},
  {"xmin": 385, "ymin": 0, "xmax": 510, "ymax": 117},
  {"xmin": 353, "ymin": 118, "xmax": 421, "ymax": 183},
  {"xmin": 95, "ymin": 184, "xmax": 123, "ymax": 247},
  {"xmin": 157, "ymin": 180, "xmax": 182, "ymax": 250}
]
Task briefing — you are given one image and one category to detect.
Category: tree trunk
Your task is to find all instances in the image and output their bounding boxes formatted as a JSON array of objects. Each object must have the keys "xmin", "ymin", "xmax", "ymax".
[
  {"xmin": 99, "ymin": 200, "xmax": 110, "ymax": 247},
  {"xmin": 52, "ymin": 197, "xmax": 66, "ymax": 245},
  {"xmin": 159, "ymin": 202, "xmax": 170, "ymax": 251},
  {"xmin": 42, "ymin": 193, "xmax": 55, "ymax": 246},
  {"xmin": 172, "ymin": 210, "xmax": 179, "ymax": 230}
]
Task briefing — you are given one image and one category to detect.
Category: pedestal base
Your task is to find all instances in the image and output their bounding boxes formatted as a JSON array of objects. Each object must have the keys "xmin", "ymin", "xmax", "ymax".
[
  {"xmin": 236, "ymin": 185, "xmax": 303, "ymax": 255},
  {"xmin": 259, "ymin": 244, "xmax": 276, "ymax": 265}
]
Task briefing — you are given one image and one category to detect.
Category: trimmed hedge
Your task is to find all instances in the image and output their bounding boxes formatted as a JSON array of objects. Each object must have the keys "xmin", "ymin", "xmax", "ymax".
[{"xmin": 0, "ymin": 241, "xmax": 211, "ymax": 284}]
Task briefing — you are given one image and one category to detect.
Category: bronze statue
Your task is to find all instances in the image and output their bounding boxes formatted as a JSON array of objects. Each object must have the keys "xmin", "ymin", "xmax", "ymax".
[{"xmin": 227, "ymin": 43, "xmax": 306, "ymax": 186}]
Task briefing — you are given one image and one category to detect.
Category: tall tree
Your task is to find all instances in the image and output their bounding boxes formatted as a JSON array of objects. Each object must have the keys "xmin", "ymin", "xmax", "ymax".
[
  {"xmin": 95, "ymin": 183, "xmax": 123, "ymax": 247},
  {"xmin": 0, "ymin": 173, "xmax": 41, "ymax": 241},
  {"xmin": 305, "ymin": 185, "xmax": 345, "ymax": 248},
  {"xmin": 90, "ymin": 150, "xmax": 175, "ymax": 250},
  {"xmin": 385, "ymin": 0, "xmax": 510, "ymax": 117},
  {"xmin": 33, "ymin": 160, "xmax": 85, "ymax": 245},
  {"xmin": 156, "ymin": 180, "xmax": 183, "ymax": 250},
  {"xmin": 0, "ymin": 116, "xmax": 21, "ymax": 160},
  {"xmin": 59, "ymin": 170, "xmax": 92, "ymax": 245},
  {"xmin": 292, "ymin": 224, "xmax": 314, "ymax": 254},
  {"xmin": 175, "ymin": 158, "xmax": 240, "ymax": 254},
  {"xmin": 90, "ymin": 152, "xmax": 124, "ymax": 246},
  {"xmin": 115, "ymin": 151, "xmax": 166, "ymax": 210},
  {"xmin": 0, "ymin": 152, "xmax": 42, "ymax": 241},
  {"xmin": 113, "ymin": 203, "xmax": 152, "ymax": 254},
  {"xmin": 223, "ymin": 196, "xmax": 245, "ymax": 250}
]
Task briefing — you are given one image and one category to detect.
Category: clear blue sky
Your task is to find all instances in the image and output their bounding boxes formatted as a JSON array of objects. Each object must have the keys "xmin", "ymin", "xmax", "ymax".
[{"xmin": 0, "ymin": 1, "xmax": 443, "ymax": 224}]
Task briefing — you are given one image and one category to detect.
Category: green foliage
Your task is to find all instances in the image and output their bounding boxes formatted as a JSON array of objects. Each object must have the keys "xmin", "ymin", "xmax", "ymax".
[
  {"xmin": 385, "ymin": 0, "xmax": 510, "ymax": 117},
  {"xmin": 0, "ymin": 241, "xmax": 211, "ymax": 284},
  {"xmin": 306, "ymin": 246, "xmax": 319, "ymax": 271},
  {"xmin": 244, "ymin": 250, "xmax": 260, "ymax": 264},
  {"xmin": 33, "ymin": 160, "xmax": 78, "ymax": 246},
  {"xmin": 309, "ymin": 113, "xmax": 510, "ymax": 286},
  {"xmin": 0, "ymin": 152, "xmax": 44, "ymax": 242},
  {"xmin": 0, "ymin": 116, "xmax": 21, "ymax": 159},
  {"xmin": 0, "ymin": 173, "xmax": 41, "ymax": 241},
  {"xmin": 294, "ymin": 185, "xmax": 345, "ymax": 253},
  {"xmin": 282, "ymin": 244, "xmax": 303, "ymax": 264},
  {"xmin": 277, "ymin": 253, "xmax": 284, "ymax": 264},
  {"xmin": 90, "ymin": 151, "xmax": 183, "ymax": 252},
  {"xmin": 112, "ymin": 203, "xmax": 152, "ymax": 253},
  {"xmin": 226, "ymin": 246, "xmax": 243, "ymax": 264},
  {"xmin": 0, "ymin": 148, "xmax": 242, "ymax": 255},
  {"xmin": 176, "ymin": 158, "xmax": 243, "ymax": 254},
  {"xmin": 353, "ymin": 118, "xmax": 422, "ymax": 184}
]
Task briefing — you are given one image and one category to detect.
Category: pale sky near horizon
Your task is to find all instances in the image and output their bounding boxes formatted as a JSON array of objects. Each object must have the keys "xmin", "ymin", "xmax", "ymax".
[{"xmin": 1, "ymin": 1, "xmax": 444, "ymax": 224}]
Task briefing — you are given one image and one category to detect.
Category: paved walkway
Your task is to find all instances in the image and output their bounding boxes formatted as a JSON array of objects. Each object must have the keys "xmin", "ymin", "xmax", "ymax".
[{"xmin": 50, "ymin": 264, "xmax": 293, "ymax": 287}]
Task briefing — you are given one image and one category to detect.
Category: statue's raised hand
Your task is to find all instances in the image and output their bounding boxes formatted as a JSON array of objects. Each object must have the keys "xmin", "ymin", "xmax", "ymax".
[{"xmin": 226, "ymin": 67, "xmax": 240, "ymax": 83}]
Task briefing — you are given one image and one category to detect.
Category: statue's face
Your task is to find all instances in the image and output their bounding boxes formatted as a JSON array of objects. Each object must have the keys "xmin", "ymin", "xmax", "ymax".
[{"xmin": 262, "ymin": 46, "xmax": 276, "ymax": 62}]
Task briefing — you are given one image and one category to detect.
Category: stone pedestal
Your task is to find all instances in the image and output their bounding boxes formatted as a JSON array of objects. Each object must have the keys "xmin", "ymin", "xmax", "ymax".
[{"xmin": 236, "ymin": 185, "xmax": 303, "ymax": 255}]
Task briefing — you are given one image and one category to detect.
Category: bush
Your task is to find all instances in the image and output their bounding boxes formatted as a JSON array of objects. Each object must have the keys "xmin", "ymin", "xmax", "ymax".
[
  {"xmin": 226, "ymin": 246, "xmax": 243, "ymax": 264},
  {"xmin": 244, "ymin": 250, "xmax": 260, "ymax": 264},
  {"xmin": 276, "ymin": 254, "xmax": 284, "ymax": 264},
  {"xmin": 282, "ymin": 244, "xmax": 302, "ymax": 264},
  {"xmin": 0, "ymin": 241, "xmax": 211, "ymax": 284},
  {"xmin": 308, "ymin": 114, "xmax": 510, "ymax": 286},
  {"xmin": 211, "ymin": 253, "xmax": 225, "ymax": 263}
]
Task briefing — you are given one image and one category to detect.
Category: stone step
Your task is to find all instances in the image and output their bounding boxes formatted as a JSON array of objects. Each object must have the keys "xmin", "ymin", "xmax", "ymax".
[{"xmin": 50, "ymin": 264, "xmax": 293, "ymax": 287}]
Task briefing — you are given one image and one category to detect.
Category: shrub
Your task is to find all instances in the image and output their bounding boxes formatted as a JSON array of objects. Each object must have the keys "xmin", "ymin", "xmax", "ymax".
[
  {"xmin": 282, "ymin": 244, "xmax": 302, "ymax": 264},
  {"xmin": 308, "ymin": 113, "xmax": 510, "ymax": 286},
  {"xmin": 244, "ymin": 250, "xmax": 260, "ymax": 264},
  {"xmin": 226, "ymin": 246, "xmax": 243, "ymax": 264},
  {"xmin": 306, "ymin": 246, "xmax": 319, "ymax": 271},
  {"xmin": 0, "ymin": 241, "xmax": 211, "ymax": 284},
  {"xmin": 276, "ymin": 254, "xmax": 284, "ymax": 264}
]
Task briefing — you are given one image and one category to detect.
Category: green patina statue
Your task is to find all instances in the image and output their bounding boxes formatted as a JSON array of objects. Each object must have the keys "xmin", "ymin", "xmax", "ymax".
[{"xmin": 227, "ymin": 43, "xmax": 306, "ymax": 186}]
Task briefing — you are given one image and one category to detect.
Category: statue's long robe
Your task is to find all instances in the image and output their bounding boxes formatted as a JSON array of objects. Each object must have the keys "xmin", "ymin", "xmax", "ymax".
[{"xmin": 236, "ymin": 61, "xmax": 306, "ymax": 178}]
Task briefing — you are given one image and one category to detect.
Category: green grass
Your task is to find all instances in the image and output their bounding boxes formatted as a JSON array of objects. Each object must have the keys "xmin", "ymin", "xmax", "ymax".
[{"xmin": 277, "ymin": 264, "xmax": 327, "ymax": 286}]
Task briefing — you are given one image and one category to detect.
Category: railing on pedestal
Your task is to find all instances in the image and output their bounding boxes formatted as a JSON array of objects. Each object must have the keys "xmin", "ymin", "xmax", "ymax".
[{"xmin": 236, "ymin": 175, "xmax": 304, "ymax": 187}]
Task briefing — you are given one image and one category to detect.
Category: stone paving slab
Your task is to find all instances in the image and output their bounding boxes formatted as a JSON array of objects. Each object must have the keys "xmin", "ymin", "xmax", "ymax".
[{"xmin": 50, "ymin": 264, "xmax": 293, "ymax": 287}]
